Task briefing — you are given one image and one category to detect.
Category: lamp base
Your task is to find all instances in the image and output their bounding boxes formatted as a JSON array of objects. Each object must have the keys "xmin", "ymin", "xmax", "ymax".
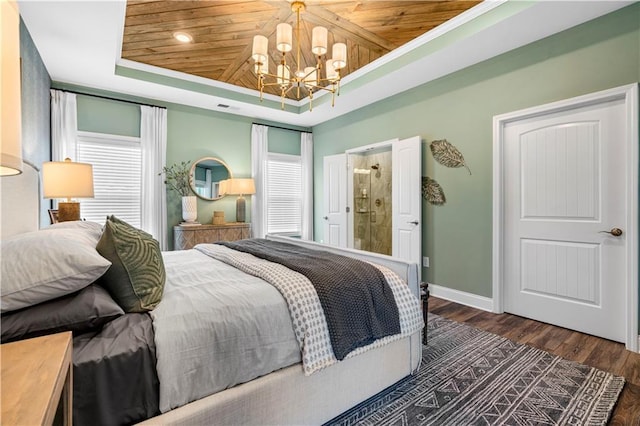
[
  {"xmin": 236, "ymin": 196, "xmax": 246, "ymax": 222},
  {"xmin": 58, "ymin": 202, "xmax": 80, "ymax": 222}
]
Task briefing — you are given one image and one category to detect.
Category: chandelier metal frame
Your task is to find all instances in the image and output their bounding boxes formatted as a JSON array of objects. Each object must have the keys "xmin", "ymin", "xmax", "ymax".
[{"xmin": 251, "ymin": 1, "xmax": 347, "ymax": 111}]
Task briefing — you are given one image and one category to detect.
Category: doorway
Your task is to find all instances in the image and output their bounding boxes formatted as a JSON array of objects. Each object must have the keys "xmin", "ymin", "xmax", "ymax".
[
  {"xmin": 349, "ymin": 147, "xmax": 392, "ymax": 255},
  {"xmin": 493, "ymin": 84, "xmax": 638, "ymax": 351},
  {"xmin": 323, "ymin": 136, "xmax": 421, "ymax": 270}
]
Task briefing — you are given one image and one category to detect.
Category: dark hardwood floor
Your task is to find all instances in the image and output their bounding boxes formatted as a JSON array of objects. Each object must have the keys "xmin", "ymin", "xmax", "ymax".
[{"xmin": 427, "ymin": 296, "xmax": 640, "ymax": 426}]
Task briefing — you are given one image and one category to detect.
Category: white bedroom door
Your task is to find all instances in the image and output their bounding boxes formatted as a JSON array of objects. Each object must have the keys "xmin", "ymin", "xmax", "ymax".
[
  {"xmin": 323, "ymin": 153, "xmax": 347, "ymax": 247},
  {"xmin": 392, "ymin": 136, "xmax": 421, "ymax": 272},
  {"xmin": 502, "ymin": 95, "xmax": 628, "ymax": 343}
]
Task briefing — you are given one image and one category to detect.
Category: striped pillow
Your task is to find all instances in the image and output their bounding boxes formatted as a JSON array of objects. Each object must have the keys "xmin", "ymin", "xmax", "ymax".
[{"xmin": 96, "ymin": 216, "xmax": 165, "ymax": 312}]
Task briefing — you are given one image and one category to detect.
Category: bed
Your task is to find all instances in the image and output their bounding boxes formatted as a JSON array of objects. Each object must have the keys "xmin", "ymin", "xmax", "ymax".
[{"xmin": 0, "ymin": 164, "xmax": 423, "ymax": 426}]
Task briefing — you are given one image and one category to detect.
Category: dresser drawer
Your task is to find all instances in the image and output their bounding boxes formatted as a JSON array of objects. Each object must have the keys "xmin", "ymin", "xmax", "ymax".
[{"xmin": 173, "ymin": 223, "xmax": 251, "ymax": 250}]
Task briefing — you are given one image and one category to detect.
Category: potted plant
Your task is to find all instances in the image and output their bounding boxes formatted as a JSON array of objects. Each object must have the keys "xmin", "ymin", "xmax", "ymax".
[{"xmin": 161, "ymin": 161, "xmax": 197, "ymax": 223}]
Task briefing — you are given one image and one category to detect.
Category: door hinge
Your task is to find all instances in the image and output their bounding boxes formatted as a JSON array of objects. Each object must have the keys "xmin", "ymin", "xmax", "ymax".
[{"xmin": 346, "ymin": 206, "xmax": 350, "ymax": 213}]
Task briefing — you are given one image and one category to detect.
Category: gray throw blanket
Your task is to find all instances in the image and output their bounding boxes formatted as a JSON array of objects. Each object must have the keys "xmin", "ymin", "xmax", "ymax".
[{"xmin": 217, "ymin": 239, "xmax": 401, "ymax": 359}]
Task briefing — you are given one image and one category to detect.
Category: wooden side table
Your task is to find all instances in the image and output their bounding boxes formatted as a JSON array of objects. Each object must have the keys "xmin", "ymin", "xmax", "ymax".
[
  {"xmin": 1, "ymin": 331, "xmax": 73, "ymax": 425},
  {"xmin": 173, "ymin": 222, "xmax": 251, "ymax": 250}
]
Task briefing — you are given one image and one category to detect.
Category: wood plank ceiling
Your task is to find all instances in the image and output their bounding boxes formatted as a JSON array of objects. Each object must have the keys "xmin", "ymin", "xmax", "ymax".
[{"xmin": 122, "ymin": 1, "xmax": 481, "ymax": 100}]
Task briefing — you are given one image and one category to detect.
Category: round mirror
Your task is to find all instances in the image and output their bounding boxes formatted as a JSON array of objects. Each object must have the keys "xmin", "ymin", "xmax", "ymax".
[{"xmin": 189, "ymin": 157, "xmax": 233, "ymax": 201}]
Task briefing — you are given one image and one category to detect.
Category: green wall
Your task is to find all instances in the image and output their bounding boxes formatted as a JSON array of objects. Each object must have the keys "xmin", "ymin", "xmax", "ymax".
[
  {"xmin": 311, "ymin": 3, "xmax": 640, "ymax": 298},
  {"xmin": 268, "ymin": 127, "xmax": 302, "ymax": 155},
  {"xmin": 165, "ymin": 105, "xmax": 253, "ymax": 236},
  {"xmin": 76, "ymin": 95, "xmax": 140, "ymax": 137},
  {"xmin": 72, "ymin": 91, "xmax": 308, "ymax": 248}
]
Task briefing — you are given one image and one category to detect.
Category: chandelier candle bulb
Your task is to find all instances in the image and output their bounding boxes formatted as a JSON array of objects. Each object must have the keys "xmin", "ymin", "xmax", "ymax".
[
  {"xmin": 312, "ymin": 26, "xmax": 328, "ymax": 55},
  {"xmin": 276, "ymin": 23, "xmax": 292, "ymax": 52},
  {"xmin": 252, "ymin": 35, "xmax": 268, "ymax": 62},
  {"xmin": 326, "ymin": 60, "xmax": 338, "ymax": 81},
  {"xmin": 254, "ymin": 55, "xmax": 268, "ymax": 75},
  {"xmin": 332, "ymin": 43, "xmax": 347, "ymax": 69},
  {"xmin": 277, "ymin": 64, "xmax": 290, "ymax": 86}
]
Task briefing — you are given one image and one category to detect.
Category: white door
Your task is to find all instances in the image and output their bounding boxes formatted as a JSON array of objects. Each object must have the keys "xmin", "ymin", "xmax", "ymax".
[
  {"xmin": 503, "ymin": 97, "xmax": 628, "ymax": 343},
  {"xmin": 392, "ymin": 136, "xmax": 421, "ymax": 273},
  {"xmin": 323, "ymin": 154, "xmax": 347, "ymax": 247}
]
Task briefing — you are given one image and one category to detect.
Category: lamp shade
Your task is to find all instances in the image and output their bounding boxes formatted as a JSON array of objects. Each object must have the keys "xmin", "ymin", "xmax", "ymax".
[
  {"xmin": 276, "ymin": 23, "xmax": 292, "ymax": 53},
  {"xmin": 42, "ymin": 159, "xmax": 94, "ymax": 199},
  {"xmin": 332, "ymin": 43, "xmax": 347, "ymax": 69},
  {"xmin": 225, "ymin": 178, "xmax": 256, "ymax": 196},
  {"xmin": 1, "ymin": 0, "xmax": 23, "ymax": 176},
  {"xmin": 218, "ymin": 179, "xmax": 229, "ymax": 195},
  {"xmin": 311, "ymin": 26, "xmax": 328, "ymax": 55},
  {"xmin": 252, "ymin": 35, "xmax": 268, "ymax": 62}
]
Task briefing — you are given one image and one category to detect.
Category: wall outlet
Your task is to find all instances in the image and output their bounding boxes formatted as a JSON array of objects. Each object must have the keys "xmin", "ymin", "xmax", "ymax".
[{"xmin": 423, "ymin": 256, "xmax": 430, "ymax": 268}]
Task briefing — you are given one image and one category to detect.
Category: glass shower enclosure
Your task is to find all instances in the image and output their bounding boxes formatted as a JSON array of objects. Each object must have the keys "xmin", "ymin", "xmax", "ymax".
[{"xmin": 349, "ymin": 148, "xmax": 392, "ymax": 255}]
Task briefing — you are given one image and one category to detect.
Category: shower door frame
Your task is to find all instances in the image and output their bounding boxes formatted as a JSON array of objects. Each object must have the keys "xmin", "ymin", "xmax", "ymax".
[{"xmin": 346, "ymin": 139, "xmax": 398, "ymax": 253}]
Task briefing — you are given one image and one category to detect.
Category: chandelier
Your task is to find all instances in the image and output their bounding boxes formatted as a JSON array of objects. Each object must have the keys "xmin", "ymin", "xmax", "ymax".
[{"xmin": 251, "ymin": 1, "xmax": 347, "ymax": 111}]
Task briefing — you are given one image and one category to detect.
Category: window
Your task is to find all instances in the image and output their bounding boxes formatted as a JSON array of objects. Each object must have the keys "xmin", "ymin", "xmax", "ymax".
[
  {"xmin": 266, "ymin": 153, "xmax": 302, "ymax": 235},
  {"xmin": 76, "ymin": 131, "xmax": 142, "ymax": 227}
]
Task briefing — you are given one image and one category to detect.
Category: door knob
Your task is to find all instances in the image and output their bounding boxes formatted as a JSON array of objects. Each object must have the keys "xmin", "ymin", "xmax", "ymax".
[
  {"xmin": 408, "ymin": 220, "xmax": 419, "ymax": 225},
  {"xmin": 323, "ymin": 216, "xmax": 329, "ymax": 220},
  {"xmin": 599, "ymin": 227, "xmax": 623, "ymax": 237}
]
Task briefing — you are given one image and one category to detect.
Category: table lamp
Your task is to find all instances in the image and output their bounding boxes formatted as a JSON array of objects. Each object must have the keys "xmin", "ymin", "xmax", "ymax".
[
  {"xmin": 225, "ymin": 178, "xmax": 255, "ymax": 222},
  {"xmin": 43, "ymin": 158, "xmax": 94, "ymax": 222}
]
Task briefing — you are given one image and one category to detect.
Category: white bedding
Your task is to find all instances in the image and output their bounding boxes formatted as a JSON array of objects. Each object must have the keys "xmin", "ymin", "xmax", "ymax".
[
  {"xmin": 152, "ymin": 245, "xmax": 423, "ymax": 414},
  {"xmin": 152, "ymin": 249, "xmax": 300, "ymax": 413},
  {"xmin": 197, "ymin": 243, "xmax": 424, "ymax": 375}
]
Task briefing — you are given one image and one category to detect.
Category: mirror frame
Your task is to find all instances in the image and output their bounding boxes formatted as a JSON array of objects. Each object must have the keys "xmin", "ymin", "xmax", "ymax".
[{"xmin": 189, "ymin": 157, "xmax": 233, "ymax": 201}]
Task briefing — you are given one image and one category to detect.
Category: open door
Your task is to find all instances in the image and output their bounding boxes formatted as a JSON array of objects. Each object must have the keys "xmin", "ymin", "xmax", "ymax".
[
  {"xmin": 322, "ymin": 153, "xmax": 347, "ymax": 247},
  {"xmin": 392, "ymin": 136, "xmax": 422, "ymax": 275}
]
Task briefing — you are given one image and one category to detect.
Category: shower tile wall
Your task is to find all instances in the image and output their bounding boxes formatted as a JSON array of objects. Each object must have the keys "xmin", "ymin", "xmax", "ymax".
[{"xmin": 352, "ymin": 150, "xmax": 392, "ymax": 255}]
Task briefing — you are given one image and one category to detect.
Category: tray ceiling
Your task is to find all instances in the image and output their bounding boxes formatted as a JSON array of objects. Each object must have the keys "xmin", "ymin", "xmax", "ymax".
[{"xmin": 121, "ymin": 0, "xmax": 481, "ymax": 100}]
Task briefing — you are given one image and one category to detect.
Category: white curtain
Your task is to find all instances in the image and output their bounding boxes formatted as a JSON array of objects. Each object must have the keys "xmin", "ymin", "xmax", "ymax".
[
  {"xmin": 251, "ymin": 124, "xmax": 269, "ymax": 238},
  {"xmin": 50, "ymin": 89, "xmax": 77, "ymax": 162},
  {"xmin": 140, "ymin": 106, "xmax": 168, "ymax": 250},
  {"xmin": 301, "ymin": 132, "xmax": 313, "ymax": 240}
]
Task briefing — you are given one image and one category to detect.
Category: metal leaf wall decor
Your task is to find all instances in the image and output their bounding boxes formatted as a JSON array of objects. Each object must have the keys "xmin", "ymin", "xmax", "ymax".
[
  {"xmin": 422, "ymin": 176, "xmax": 446, "ymax": 205},
  {"xmin": 430, "ymin": 139, "xmax": 472, "ymax": 175}
]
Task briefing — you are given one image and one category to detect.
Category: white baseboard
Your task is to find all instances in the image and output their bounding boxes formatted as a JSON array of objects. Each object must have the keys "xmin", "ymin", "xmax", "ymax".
[{"xmin": 428, "ymin": 283, "xmax": 494, "ymax": 312}]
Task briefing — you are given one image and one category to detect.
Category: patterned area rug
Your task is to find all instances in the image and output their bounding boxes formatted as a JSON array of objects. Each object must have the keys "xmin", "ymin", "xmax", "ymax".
[{"xmin": 326, "ymin": 314, "xmax": 625, "ymax": 425}]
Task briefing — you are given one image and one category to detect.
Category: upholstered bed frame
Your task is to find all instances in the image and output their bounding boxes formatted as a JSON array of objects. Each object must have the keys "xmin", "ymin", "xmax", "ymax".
[
  {"xmin": 140, "ymin": 235, "xmax": 423, "ymax": 425},
  {"xmin": 3, "ymin": 163, "xmax": 423, "ymax": 425}
]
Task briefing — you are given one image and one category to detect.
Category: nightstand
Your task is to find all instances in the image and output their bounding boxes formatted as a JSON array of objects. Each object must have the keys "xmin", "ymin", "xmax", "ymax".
[
  {"xmin": 173, "ymin": 222, "xmax": 251, "ymax": 250},
  {"xmin": 1, "ymin": 331, "xmax": 73, "ymax": 425}
]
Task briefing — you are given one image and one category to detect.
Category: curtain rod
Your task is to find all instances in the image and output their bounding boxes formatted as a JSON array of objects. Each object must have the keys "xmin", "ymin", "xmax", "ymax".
[
  {"xmin": 57, "ymin": 89, "xmax": 165, "ymax": 110},
  {"xmin": 252, "ymin": 122, "xmax": 310, "ymax": 133}
]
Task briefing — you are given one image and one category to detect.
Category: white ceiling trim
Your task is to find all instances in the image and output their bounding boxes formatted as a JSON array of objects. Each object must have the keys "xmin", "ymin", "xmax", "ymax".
[{"xmin": 18, "ymin": 0, "xmax": 633, "ymax": 127}]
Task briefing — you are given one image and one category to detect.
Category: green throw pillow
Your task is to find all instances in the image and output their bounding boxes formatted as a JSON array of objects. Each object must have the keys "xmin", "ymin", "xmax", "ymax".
[{"xmin": 96, "ymin": 216, "xmax": 165, "ymax": 312}]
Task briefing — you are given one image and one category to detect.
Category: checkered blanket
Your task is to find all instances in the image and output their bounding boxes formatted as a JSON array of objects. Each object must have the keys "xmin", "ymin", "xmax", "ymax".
[{"xmin": 195, "ymin": 243, "xmax": 423, "ymax": 375}]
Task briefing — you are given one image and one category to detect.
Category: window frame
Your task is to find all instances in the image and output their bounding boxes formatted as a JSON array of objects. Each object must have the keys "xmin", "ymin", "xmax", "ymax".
[{"xmin": 76, "ymin": 130, "xmax": 142, "ymax": 227}]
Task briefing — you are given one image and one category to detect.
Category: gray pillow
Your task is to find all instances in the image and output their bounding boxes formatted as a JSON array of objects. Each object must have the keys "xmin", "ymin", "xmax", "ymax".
[
  {"xmin": 96, "ymin": 216, "xmax": 165, "ymax": 313},
  {"xmin": 1, "ymin": 285, "xmax": 124, "ymax": 343},
  {"xmin": 44, "ymin": 220, "xmax": 104, "ymax": 244},
  {"xmin": 1, "ymin": 228, "xmax": 112, "ymax": 313}
]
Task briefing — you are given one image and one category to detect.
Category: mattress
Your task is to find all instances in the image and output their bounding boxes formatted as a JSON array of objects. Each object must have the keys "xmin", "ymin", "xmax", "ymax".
[{"xmin": 151, "ymin": 249, "xmax": 301, "ymax": 412}]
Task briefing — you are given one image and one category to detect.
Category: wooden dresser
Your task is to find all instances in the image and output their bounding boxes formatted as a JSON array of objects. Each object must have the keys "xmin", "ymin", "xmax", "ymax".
[
  {"xmin": 173, "ymin": 222, "xmax": 251, "ymax": 250},
  {"xmin": 1, "ymin": 332, "xmax": 73, "ymax": 426}
]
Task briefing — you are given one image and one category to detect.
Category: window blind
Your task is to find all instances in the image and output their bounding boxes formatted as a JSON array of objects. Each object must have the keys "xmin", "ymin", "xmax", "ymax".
[
  {"xmin": 76, "ymin": 132, "xmax": 142, "ymax": 228},
  {"xmin": 267, "ymin": 153, "xmax": 302, "ymax": 235}
]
